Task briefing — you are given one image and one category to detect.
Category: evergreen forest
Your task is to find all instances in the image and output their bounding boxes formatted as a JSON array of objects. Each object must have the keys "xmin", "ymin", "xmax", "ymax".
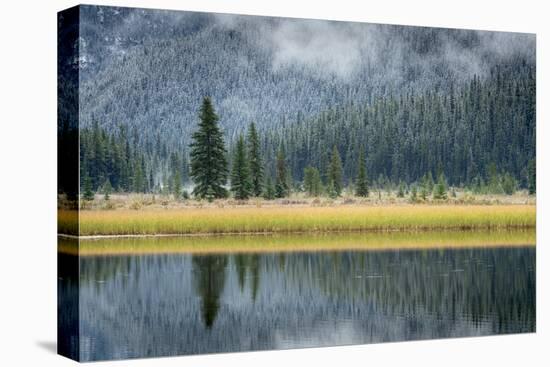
[{"xmin": 68, "ymin": 6, "xmax": 535, "ymax": 201}]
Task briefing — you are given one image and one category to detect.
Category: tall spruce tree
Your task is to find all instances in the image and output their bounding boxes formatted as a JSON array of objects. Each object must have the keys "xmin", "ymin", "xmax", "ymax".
[
  {"xmin": 189, "ymin": 97, "xmax": 229, "ymax": 201},
  {"xmin": 328, "ymin": 146, "xmax": 343, "ymax": 197},
  {"xmin": 231, "ymin": 135, "xmax": 252, "ymax": 200},
  {"xmin": 275, "ymin": 146, "xmax": 289, "ymax": 198},
  {"xmin": 355, "ymin": 151, "xmax": 369, "ymax": 197},
  {"xmin": 247, "ymin": 122, "xmax": 264, "ymax": 197}
]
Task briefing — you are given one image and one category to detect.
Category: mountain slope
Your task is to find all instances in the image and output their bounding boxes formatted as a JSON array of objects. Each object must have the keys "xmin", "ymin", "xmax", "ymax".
[{"xmin": 78, "ymin": 5, "xmax": 535, "ymax": 152}]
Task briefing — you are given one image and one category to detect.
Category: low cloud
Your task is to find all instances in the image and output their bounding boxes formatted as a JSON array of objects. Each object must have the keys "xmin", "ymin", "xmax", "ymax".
[
  {"xmin": 88, "ymin": 6, "xmax": 536, "ymax": 84},
  {"xmin": 269, "ymin": 19, "xmax": 364, "ymax": 79}
]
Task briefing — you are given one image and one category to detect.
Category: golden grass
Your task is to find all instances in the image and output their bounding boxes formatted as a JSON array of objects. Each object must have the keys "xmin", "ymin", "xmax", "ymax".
[
  {"xmin": 59, "ymin": 229, "xmax": 535, "ymax": 256},
  {"xmin": 61, "ymin": 204, "xmax": 536, "ymax": 236}
]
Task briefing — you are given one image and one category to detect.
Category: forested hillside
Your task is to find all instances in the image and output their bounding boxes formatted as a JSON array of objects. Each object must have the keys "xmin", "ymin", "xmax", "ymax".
[
  {"xmin": 265, "ymin": 64, "xmax": 535, "ymax": 187},
  {"xmin": 74, "ymin": 5, "xmax": 536, "ymax": 198}
]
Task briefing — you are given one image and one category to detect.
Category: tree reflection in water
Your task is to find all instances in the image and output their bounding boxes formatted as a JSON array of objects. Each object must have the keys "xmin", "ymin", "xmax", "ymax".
[
  {"xmin": 71, "ymin": 245, "xmax": 535, "ymax": 361},
  {"xmin": 192, "ymin": 255, "xmax": 228, "ymax": 328}
]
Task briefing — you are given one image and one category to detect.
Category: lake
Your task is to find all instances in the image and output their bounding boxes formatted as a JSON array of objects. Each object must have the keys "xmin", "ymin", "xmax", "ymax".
[{"xmin": 58, "ymin": 233, "xmax": 535, "ymax": 361}]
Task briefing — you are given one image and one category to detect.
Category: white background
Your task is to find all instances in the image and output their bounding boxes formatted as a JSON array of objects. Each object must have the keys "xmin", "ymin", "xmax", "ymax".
[{"xmin": 0, "ymin": 0, "xmax": 548, "ymax": 365}]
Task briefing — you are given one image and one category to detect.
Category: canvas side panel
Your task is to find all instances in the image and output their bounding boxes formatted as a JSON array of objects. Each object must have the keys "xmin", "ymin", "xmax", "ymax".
[
  {"xmin": 57, "ymin": 240, "xmax": 80, "ymax": 361},
  {"xmin": 57, "ymin": 5, "xmax": 80, "ymax": 362}
]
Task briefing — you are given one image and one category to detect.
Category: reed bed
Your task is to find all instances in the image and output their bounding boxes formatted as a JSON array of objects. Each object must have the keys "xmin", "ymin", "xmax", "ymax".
[
  {"xmin": 59, "ymin": 229, "xmax": 535, "ymax": 256},
  {"xmin": 63, "ymin": 205, "xmax": 536, "ymax": 236}
]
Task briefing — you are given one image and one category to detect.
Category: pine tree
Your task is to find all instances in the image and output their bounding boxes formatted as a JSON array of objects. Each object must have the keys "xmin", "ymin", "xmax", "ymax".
[
  {"xmin": 355, "ymin": 151, "xmax": 369, "ymax": 197},
  {"xmin": 420, "ymin": 173, "xmax": 431, "ymax": 200},
  {"xmin": 231, "ymin": 135, "xmax": 252, "ymax": 200},
  {"xmin": 148, "ymin": 171, "xmax": 154, "ymax": 193},
  {"xmin": 397, "ymin": 181, "xmax": 405, "ymax": 198},
  {"xmin": 375, "ymin": 174, "xmax": 383, "ymax": 192},
  {"xmin": 82, "ymin": 174, "xmax": 94, "ymax": 201},
  {"xmin": 303, "ymin": 166, "xmax": 322, "ymax": 197},
  {"xmin": 471, "ymin": 175, "xmax": 486, "ymax": 194},
  {"xmin": 487, "ymin": 162, "xmax": 502, "ymax": 194},
  {"xmin": 433, "ymin": 173, "xmax": 447, "ymax": 200},
  {"xmin": 410, "ymin": 185, "xmax": 418, "ymax": 202},
  {"xmin": 285, "ymin": 169, "xmax": 294, "ymax": 194},
  {"xmin": 426, "ymin": 172, "xmax": 435, "ymax": 193},
  {"xmin": 313, "ymin": 168, "xmax": 322, "ymax": 196},
  {"xmin": 189, "ymin": 97, "xmax": 229, "ymax": 201},
  {"xmin": 121, "ymin": 131, "xmax": 131, "ymax": 191},
  {"xmin": 303, "ymin": 167, "xmax": 314, "ymax": 195},
  {"xmin": 247, "ymin": 122, "xmax": 263, "ymax": 197},
  {"xmin": 450, "ymin": 187, "xmax": 457, "ymax": 197},
  {"xmin": 501, "ymin": 172, "xmax": 517, "ymax": 195},
  {"xmin": 527, "ymin": 159, "xmax": 536, "ymax": 195},
  {"xmin": 172, "ymin": 169, "xmax": 182, "ymax": 200},
  {"xmin": 326, "ymin": 179, "xmax": 338, "ymax": 199},
  {"xmin": 275, "ymin": 146, "xmax": 289, "ymax": 198},
  {"xmin": 141, "ymin": 156, "xmax": 147, "ymax": 192},
  {"xmin": 133, "ymin": 155, "xmax": 146, "ymax": 193},
  {"xmin": 420, "ymin": 185, "xmax": 428, "ymax": 201},
  {"xmin": 328, "ymin": 145, "xmax": 343, "ymax": 197},
  {"xmin": 263, "ymin": 175, "xmax": 275, "ymax": 200},
  {"xmin": 103, "ymin": 179, "xmax": 112, "ymax": 201}
]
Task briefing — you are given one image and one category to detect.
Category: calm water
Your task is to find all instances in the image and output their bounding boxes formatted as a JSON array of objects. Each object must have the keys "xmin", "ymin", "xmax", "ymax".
[{"xmin": 58, "ymin": 241, "xmax": 535, "ymax": 361}]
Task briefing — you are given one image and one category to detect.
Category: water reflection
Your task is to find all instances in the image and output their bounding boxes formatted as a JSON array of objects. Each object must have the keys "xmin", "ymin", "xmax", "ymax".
[
  {"xmin": 192, "ymin": 255, "xmax": 227, "ymax": 328},
  {"xmin": 235, "ymin": 254, "xmax": 261, "ymax": 301},
  {"xmin": 61, "ymin": 243, "xmax": 535, "ymax": 361}
]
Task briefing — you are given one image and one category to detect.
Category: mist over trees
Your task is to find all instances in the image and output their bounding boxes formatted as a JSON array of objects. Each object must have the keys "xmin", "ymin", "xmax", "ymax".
[{"xmin": 74, "ymin": 6, "xmax": 536, "ymax": 199}]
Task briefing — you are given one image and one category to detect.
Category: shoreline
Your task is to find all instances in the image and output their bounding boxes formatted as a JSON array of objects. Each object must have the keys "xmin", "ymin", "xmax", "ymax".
[
  {"xmin": 58, "ymin": 228, "xmax": 536, "ymax": 256},
  {"xmin": 58, "ymin": 224, "xmax": 537, "ymax": 240}
]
